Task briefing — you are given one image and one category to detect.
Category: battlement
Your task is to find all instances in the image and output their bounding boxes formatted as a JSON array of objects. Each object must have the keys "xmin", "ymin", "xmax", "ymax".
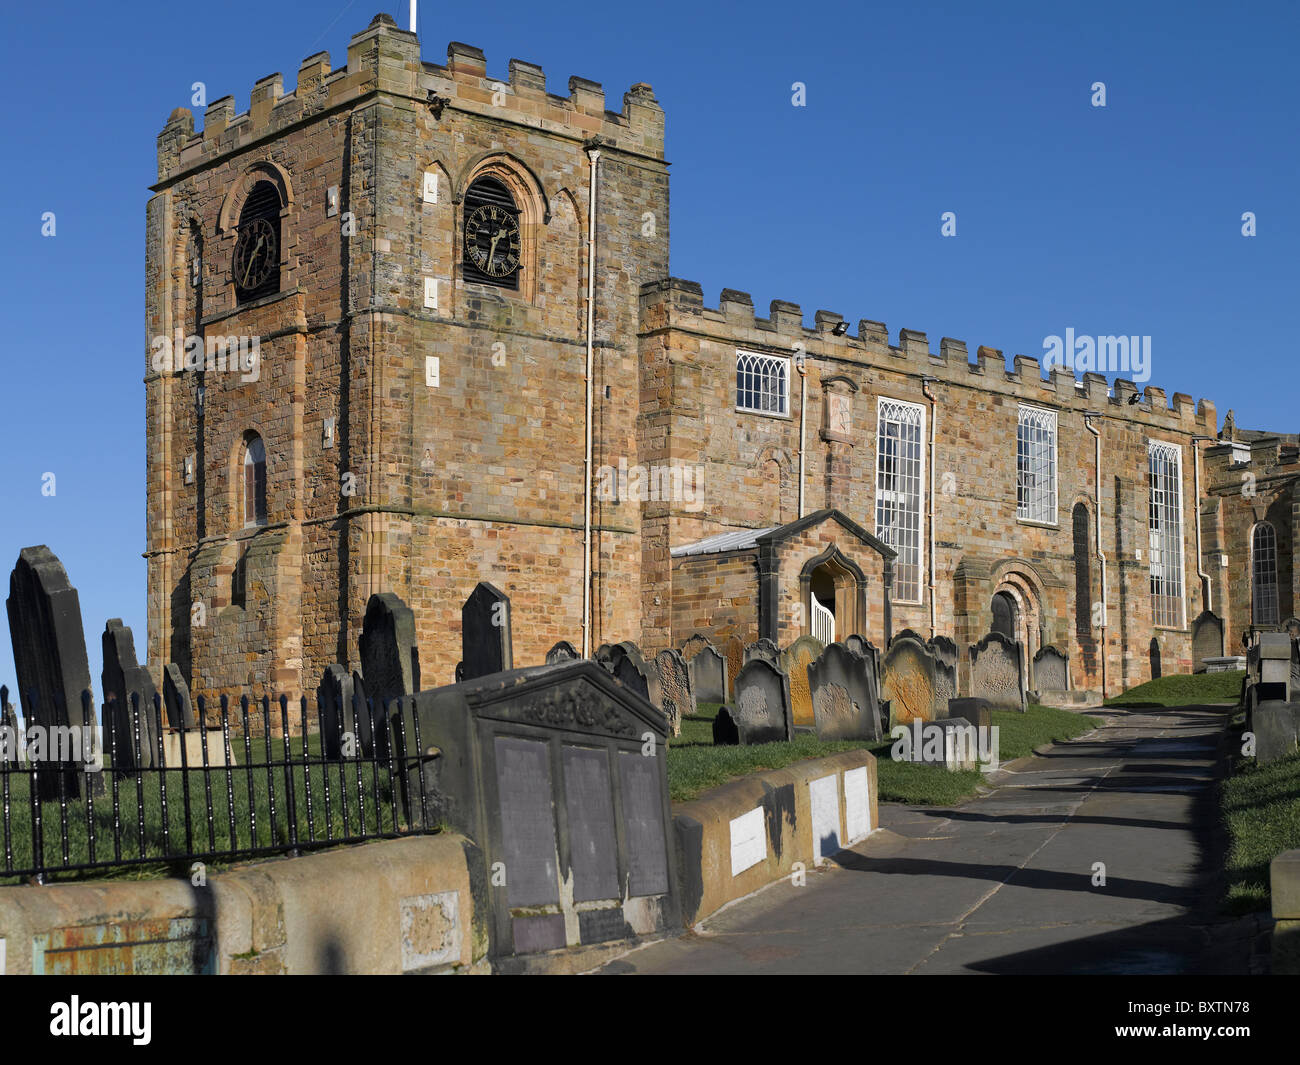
[
  {"xmin": 640, "ymin": 278, "xmax": 1218, "ymax": 436},
  {"xmin": 156, "ymin": 14, "xmax": 664, "ymax": 184}
]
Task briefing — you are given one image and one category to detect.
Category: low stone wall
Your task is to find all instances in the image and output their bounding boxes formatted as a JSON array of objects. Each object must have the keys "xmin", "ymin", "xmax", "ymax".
[
  {"xmin": 1272, "ymin": 849, "xmax": 1300, "ymax": 975},
  {"xmin": 0, "ymin": 834, "xmax": 489, "ymax": 975},
  {"xmin": 673, "ymin": 749, "xmax": 879, "ymax": 927}
]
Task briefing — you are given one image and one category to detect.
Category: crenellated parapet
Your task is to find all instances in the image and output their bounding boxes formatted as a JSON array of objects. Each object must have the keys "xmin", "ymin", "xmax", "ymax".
[
  {"xmin": 156, "ymin": 14, "xmax": 664, "ymax": 185},
  {"xmin": 639, "ymin": 277, "xmax": 1219, "ymax": 438}
]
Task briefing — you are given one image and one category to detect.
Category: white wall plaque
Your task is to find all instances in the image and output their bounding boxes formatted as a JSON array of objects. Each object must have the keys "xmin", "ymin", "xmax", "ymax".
[
  {"xmin": 844, "ymin": 766, "xmax": 870, "ymax": 843},
  {"xmin": 729, "ymin": 807, "xmax": 766, "ymax": 877},
  {"xmin": 809, "ymin": 773, "xmax": 842, "ymax": 864},
  {"xmin": 422, "ymin": 170, "xmax": 439, "ymax": 204},
  {"xmin": 425, "ymin": 356, "xmax": 440, "ymax": 388},
  {"xmin": 326, "ymin": 185, "xmax": 339, "ymax": 218},
  {"xmin": 423, "ymin": 277, "xmax": 439, "ymax": 310}
]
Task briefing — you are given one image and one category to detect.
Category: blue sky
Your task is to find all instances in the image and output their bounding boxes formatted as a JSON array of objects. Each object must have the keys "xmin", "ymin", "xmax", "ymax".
[{"xmin": 0, "ymin": 0, "xmax": 1295, "ymax": 708}]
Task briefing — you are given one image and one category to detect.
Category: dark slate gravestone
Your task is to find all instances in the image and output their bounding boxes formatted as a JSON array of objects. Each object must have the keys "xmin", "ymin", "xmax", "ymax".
[
  {"xmin": 594, "ymin": 644, "xmax": 615, "ymax": 671},
  {"xmin": 101, "ymin": 619, "xmax": 160, "ymax": 771},
  {"xmin": 880, "ymin": 634, "xmax": 938, "ymax": 729},
  {"xmin": 545, "ymin": 640, "xmax": 579, "ymax": 665},
  {"xmin": 608, "ymin": 642, "xmax": 663, "ymax": 711},
  {"xmin": 929, "ymin": 635, "xmax": 958, "ymax": 670},
  {"xmin": 680, "ymin": 633, "xmax": 711, "ymax": 662},
  {"xmin": 390, "ymin": 660, "xmax": 681, "ymax": 959},
  {"xmin": 654, "ymin": 649, "xmax": 694, "ymax": 737},
  {"xmin": 744, "ymin": 638, "xmax": 780, "ymax": 668},
  {"xmin": 712, "ymin": 706, "xmax": 739, "ymax": 745},
  {"xmin": 360, "ymin": 592, "xmax": 421, "ymax": 749},
  {"xmin": 845, "ymin": 634, "xmax": 869, "ymax": 658},
  {"xmin": 782, "ymin": 634, "xmax": 825, "ymax": 730},
  {"xmin": 461, "ymin": 582, "xmax": 511, "ymax": 681},
  {"xmin": 350, "ymin": 670, "xmax": 376, "ymax": 756},
  {"xmin": 317, "ymin": 664, "xmax": 354, "ymax": 759},
  {"xmin": 969, "ymin": 632, "xmax": 1027, "ymax": 712},
  {"xmin": 890, "ymin": 628, "xmax": 927, "ymax": 647},
  {"xmin": 1033, "ymin": 645, "xmax": 1070, "ymax": 692},
  {"xmin": 807, "ymin": 643, "xmax": 881, "ymax": 741},
  {"xmin": 688, "ymin": 645, "xmax": 727, "ymax": 706},
  {"xmin": 162, "ymin": 664, "xmax": 197, "ymax": 730},
  {"xmin": 1191, "ymin": 610, "xmax": 1225, "ymax": 673},
  {"xmin": 732, "ymin": 659, "xmax": 792, "ymax": 745},
  {"xmin": 6, "ymin": 545, "xmax": 99, "ymax": 798}
]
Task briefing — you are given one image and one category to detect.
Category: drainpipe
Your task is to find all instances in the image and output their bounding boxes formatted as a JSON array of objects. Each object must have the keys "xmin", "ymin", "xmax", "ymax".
[
  {"xmin": 921, "ymin": 377, "xmax": 938, "ymax": 638},
  {"xmin": 581, "ymin": 147, "xmax": 599, "ymax": 657},
  {"xmin": 1084, "ymin": 412, "xmax": 1108, "ymax": 699},
  {"xmin": 1192, "ymin": 435, "xmax": 1212, "ymax": 613},
  {"xmin": 796, "ymin": 352, "xmax": 807, "ymax": 518}
]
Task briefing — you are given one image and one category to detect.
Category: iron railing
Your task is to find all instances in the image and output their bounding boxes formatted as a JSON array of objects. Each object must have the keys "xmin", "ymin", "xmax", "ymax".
[{"xmin": 0, "ymin": 684, "xmax": 430, "ymax": 884}]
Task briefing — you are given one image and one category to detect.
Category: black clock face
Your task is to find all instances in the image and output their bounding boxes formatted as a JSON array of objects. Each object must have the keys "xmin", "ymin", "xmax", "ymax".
[
  {"xmin": 233, "ymin": 217, "xmax": 277, "ymax": 292},
  {"xmin": 464, "ymin": 204, "xmax": 521, "ymax": 279}
]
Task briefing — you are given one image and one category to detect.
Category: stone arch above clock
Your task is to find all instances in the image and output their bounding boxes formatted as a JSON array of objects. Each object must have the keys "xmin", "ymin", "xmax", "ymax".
[{"xmin": 455, "ymin": 153, "xmax": 549, "ymax": 303}]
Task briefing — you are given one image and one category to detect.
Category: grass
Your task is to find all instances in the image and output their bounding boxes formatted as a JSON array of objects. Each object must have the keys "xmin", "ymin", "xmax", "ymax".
[
  {"xmin": 1220, "ymin": 745, "xmax": 1300, "ymax": 913},
  {"xmin": 1105, "ymin": 670, "xmax": 1245, "ymax": 708},
  {"xmin": 1, "ymin": 743, "xmax": 403, "ymax": 886},
  {"xmin": 667, "ymin": 700, "xmax": 1101, "ymax": 806}
]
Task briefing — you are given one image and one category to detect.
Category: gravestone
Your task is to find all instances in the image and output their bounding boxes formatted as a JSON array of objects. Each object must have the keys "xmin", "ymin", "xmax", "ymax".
[
  {"xmin": 680, "ymin": 633, "xmax": 711, "ymax": 662},
  {"xmin": 723, "ymin": 636, "xmax": 745, "ymax": 701},
  {"xmin": 317, "ymin": 664, "xmax": 354, "ymax": 759},
  {"xmin": 968, "ymin": 632, "xmax": 1027, "ymax": 712},
  {"xmin": 782, "ymin": 635, "xmax": 825, "ymax": 729},
  {"xmin": 1033, "ymin": 645, "xmax": 1070, "ymax": 693},
  {"xmin": 350, "ymin": 670, "xmax": 376, "ymax": 756},
  {"xmin": 609, "ymin": 642, "xmax": 663, "ymax": 712},
  {"xmin": 1191, "ymin": 610, "xmax": 1225, "ymax": 673},
  {"xmin": 613, "ymin": 653, "xmax": 649, "ymax": 701},
  {"xmin": 845, "ymin": 634, "xmax": 869, "ymax": 658},
  {"xmin": 890, "ymin": 628, "xmax": 927, "ymax": 647},
  {"xmin": 461, "ymin": 582, "xmax": 510, "ymax": 680},
  {"xmin": 945, "ymin": 696, "xmax": 993, "ymax": 730},
  {"xmin": 654, "ymin": 649, "xmax": 694, "ymax": 738},
  {"xmin": 928, "ymin": 636, "xmax": 958, "ymax": 669},
  {"xmin": 688, "ymin": 645, "xmax": 727, "ymax": 705},
  {"xmin": 101, "ymin": 619, "xmax": 161, "ymax": 770},
  {"xmin": 880, "ymin": 634, "xmax": 937, "ymax": 728},
  {"xmin": 360, "ymin": 591, "xmax": 421, "ymax": 749},
  {"xmin": 6, "ymin": 545, "xmax": 99, "ymax": 798},
  {"xmin": 1284, "ymin": 617, "xmax": 1300, "ymax": 639},
  {"xmin": 732, "ymin": 659, "xmax": 793, "ymax": 744},
  {"xmin": 391, "ymin": 660, "xmax": 681, "ymax": 958},
  {"xmin": 744, "ymin": 638, "xmax": 780, "ymax": 668},
  {"xmin": 712, "ymin": 706, "xmax": 739, "ymax": 745},
  {"xmin": 1253, "ymin": 700, "xmax": 1300, "ymax": 765},
  {"xmin": 594, "ymin": 644, "xmax": 615, "ymax": 671},
  {"xmin": 806, "ymin": 643, "xmax": 881, "ymax": 741},
  {"xmin": 545, "ymin": 640, "xmax": 579, "ymax": 665},
  {"xmin": 162, "ymin": 664, "xmax": 197, "ymax": 730}
]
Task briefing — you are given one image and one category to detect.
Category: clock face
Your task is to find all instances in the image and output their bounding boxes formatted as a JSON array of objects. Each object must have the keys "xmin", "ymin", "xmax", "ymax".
[
  {"xmin": 464, "ymin": 204, "xmax": 521, "ymax": 279},
  {"xmin": 233, "ymin": 217, "xmax": 277, "ymax": 292}
]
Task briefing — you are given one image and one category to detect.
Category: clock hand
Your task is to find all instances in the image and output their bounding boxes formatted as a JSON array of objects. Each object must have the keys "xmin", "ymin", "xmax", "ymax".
[
  {"xmin": 241, "ymin": 235, "xmax": 265, "ymax": 287},
  {"xmin": 486, "ymin": 231, "xmax": 502, "ymax": 267}
]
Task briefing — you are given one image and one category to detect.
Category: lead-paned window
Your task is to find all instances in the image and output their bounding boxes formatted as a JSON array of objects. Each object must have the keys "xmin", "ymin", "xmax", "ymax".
[
  {"xmin": 1017, "ymin": 406, "xmax": 1058, "ymax": 524},
  {"xmin": 876, "ymin": 398, "xmax": 925, "ymax": 602},
  {"xmin": 736, "ymin": 351, "xmax": 789, "ymax": 416},
  {"xmin": 1148, "ymin": 440, "xmax": 1185, "ymax": 628}
]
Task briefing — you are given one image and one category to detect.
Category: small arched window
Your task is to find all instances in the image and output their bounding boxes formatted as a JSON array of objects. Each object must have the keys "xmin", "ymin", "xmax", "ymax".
[
  {"xmin": 243, "ymin": 435, "xmax": 267, "ymax": 527},
  {"xmin": 1252, "ymin": 522, "xmax": 1279, "ymax": 625},
  {"xmin": 233, "ymin": 181, "xmax": 281, "ymax": 303},
  {"xmin": 461, "ymin": 175, "xmax": 521, "ymax": 290}
]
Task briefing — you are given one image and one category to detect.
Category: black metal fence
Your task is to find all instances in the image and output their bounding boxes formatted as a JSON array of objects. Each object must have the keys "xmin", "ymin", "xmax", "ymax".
[{"xmin": 0, "ymin": 684, "xmax": 430, "ymax": 884}]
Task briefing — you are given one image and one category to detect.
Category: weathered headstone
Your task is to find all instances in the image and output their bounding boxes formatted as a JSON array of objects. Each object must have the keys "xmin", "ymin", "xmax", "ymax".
[
  {"xmin": 680, "ymin": 633, "xmax": 711, "ymax": 662},
  {"xmin": 845, "ymin": 634, "xmax": 869, "ymax": 658},
  {"xmin": 732, "ymin": 659, "xmax": 793, "ymax": 744},
  {"xmin": 461, "ymin": 582, "xmax": 510, "ymax": 680},
  {"xmin": 6, "ymin": 545, "xmax": 99, "ymax": 798},
  {"xmin": 654, "ymin": 649, "xmax": 694, "ymax": 738},
  {"xmin": 361, "ymin": 592, "xmax": 421, "ymax": 704},
  {"xmin": 781, "ymin": 635, "xmax": 825, "ymax": 729},
  {"xmin": 880, "ymin": 634, "xmax": 937, "ymax": 728},
  {"xmin": 945, "ymin": 696, "xmax": 993, "ymax": 730},
  {"xmin": 744, "ymin": 638, "xmax": 780, "ymax": 668},
  {"xmin": 928, "ymin": 636, "xmax": 957, "ymax": 670},
  {"xmin": 1253, "ymin": 700, "xmax": 1300, "ymax": 765},
  {"xmin": 688, "ymin": 645, "xmax": 727, "ymax": 705},
  {"xmin": 594, "ymin": 644, "xmax": 615, "ymax": 671},
  {"xmin": 351, "ymin": 669, "xmax": 376, "ymax": 755},
  {"xmin": 807, "ymin": 643, "xmax": 881, "ymax": 741},
  {"xmin": 101, "ymin": 619, "xmax": 160, "ymax": 770},
  {"xmin": 890, "ymin": 628, "xmax": 927, "ymax": 647},
  {"xmin": 391, "ymin": 660, "xmax": 681, "ymax": 957},
  {"xmin": 1032, "ymin": 645, "xmax": 1069, "ymax": 693},
  {"xmin": 968, "ymin": 632, "xmax": 1027, "ymax": 712},
  {"xmin": 162, "ymin": 664, "xmax": 197, "ymax": 730},
  {"xmin": 545, "ymin": 640, "xmax": 579, "ymax": 665},
  {"xmin": 1191, "ymin": 610, "xmax": 1225, "ymax": 673},
  {"xmin": 317, "ymin": 664, "xmax": 354, "ymax": 759},
  {"xmin": 723, "ymin": 636, "xmax": 744, "ymax": 701},
  {"xmin": 609, "ymin": 642, "xmax": 663, "ymax": 711}
]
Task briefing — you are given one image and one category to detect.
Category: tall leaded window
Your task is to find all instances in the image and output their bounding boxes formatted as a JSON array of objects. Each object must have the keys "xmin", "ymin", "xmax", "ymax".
[
  {"xmin": 876, "ymin": 398, "xmax": 925, "ymax": 602},
  {"xmin": 1148, "ymin": 441, "xmax": 1185, "ymax": 628},
  {"xmin": 243, "ymin": 435, "xmax": 267, "ymax": 527},
  {"xmin": 736, "ymin": 351, "xmax": 789, "ymax": 415},
  {"xmin": 1252, "ymin": 522, "xmax": 1280, "ymax": 626},
  {"xmin": 1017, "ymin": 405, "xmax": 1058, "ymax": 523}
]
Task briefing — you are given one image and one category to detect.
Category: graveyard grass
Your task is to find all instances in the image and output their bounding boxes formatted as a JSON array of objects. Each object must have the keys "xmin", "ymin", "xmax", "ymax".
[
  {"xmin": 670, "ymin": 702, "xmax": 1100, "ymax": 806},
  {"xmin": 1, "ymin": 734, "xmax": 401, "ymax": 885},
  {"xmin": 1104, "ymin": 670, "xmax": 1245, "ymax": 708},
  {"xmin": 1221, "ymin": 747, "xmax": 1300, "ymax": 912}
]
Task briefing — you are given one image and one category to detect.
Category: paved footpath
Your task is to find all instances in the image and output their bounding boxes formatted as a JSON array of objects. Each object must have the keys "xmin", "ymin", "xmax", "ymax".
[{"xmin": 598, "ymin": 705, "xmax": 1258, "ymax": 975}]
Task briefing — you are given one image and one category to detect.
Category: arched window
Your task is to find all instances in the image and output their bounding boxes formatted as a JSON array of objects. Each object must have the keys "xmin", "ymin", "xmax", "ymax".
[
  {"xmin": 243, "ymin": 435, "xmax": 267, "ymax": 527},
  {"xmin": 233, "ymin": 181, "xmax": 281, "ymax": 303},
  {"xmin": 462, "ymin": 175, "xmax": 521, "ymax": 290},
  {"xmin": 1252, "ymin": 522, "xmax": 1279, "ymax": 626}
]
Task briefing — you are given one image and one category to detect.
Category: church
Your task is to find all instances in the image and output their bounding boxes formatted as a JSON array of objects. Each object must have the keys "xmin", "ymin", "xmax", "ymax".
[{"xmin": 144, "ymin": 13, "xmax": 1297, "ymax": 709}]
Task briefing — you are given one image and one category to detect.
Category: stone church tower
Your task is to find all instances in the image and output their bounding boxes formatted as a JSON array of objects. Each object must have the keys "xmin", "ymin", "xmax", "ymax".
[{"xmin": 145, "ymin": 14, "xmax": 667, "ymax": 702}]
